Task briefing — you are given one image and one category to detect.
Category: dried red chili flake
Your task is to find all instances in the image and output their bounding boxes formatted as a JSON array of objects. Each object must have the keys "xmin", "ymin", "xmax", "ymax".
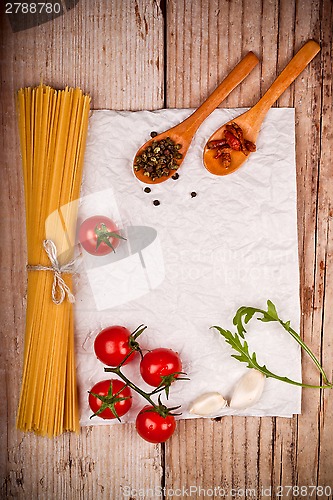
[
  {"xmin": 226, "ymin": 123, "xmax": 247, "ymax": 154},
  {"xmin": 206, "ymin": 121, "xmax": 256, "ymax": 168},
  {"xmin": 224, "ymin": 130, "xmax": 242, "ymax": 151},
  {"xmin": 220, "ymin": 152, "xmax": 232, "ymax": 168},
  {"xmin": 207, "ymin": 139, "xmax": 228, "ymax": 149},
  {"xmin": 244, "ymin": 140, "xmax": 256, "ymax": 152},
  {"xmin": 214, "ymin": 145, "xmax": 232, "ymax": 159}
]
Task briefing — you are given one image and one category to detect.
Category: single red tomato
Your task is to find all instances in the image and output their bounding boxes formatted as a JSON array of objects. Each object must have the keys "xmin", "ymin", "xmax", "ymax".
[
  {"xmin": 135, "ymin": 406, "xmax": 176, "ymax": 443},
  {"xmin": 88, "ymin": 379, "xmax": 132, "ymax": 420},
  {"xmin": 140, "ymin": 348, "xmax": 182, "ymax": 387},
  {"xmin": 94, "ymin": 325, "xmax": 137, "ymax": 367},
  {"xmin": 78, "ymin": 215, "xmax": 124, "ymax": 255}
]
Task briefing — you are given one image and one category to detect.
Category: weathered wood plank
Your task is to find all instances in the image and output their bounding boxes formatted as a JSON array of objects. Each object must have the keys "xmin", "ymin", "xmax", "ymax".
[
  {"xmin": 292, "ymin": 0, "xmax": 333, "ymax": 490},
  {"xmin": 314, "ymin": 0, "xmax": 333, "ymax": 489},
  {"xmin": 268, "ymin": 0, "xmax": 299, "ymax": 494},
  {"xmin": 1, "ymin": 0, "xmax": 333, "ymax": 497},
  {"xmin": 166, "ymin": 0, "xmax": 262, "ymax": 110},
  {"xmin": 1, "ymin": 0, "xmax": 164, "ymax": 110},
  {"xmin": 0, "ymin": 1, "xmax": 164, "ymax": 498},
  {"xmin": 165, "ymin": 0, "xmax": 333, "ymax": 498}
]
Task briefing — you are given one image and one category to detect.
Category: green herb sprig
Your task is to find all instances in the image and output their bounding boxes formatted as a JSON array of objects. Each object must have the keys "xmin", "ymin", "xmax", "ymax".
[{"xmin": 212, "ymin": 300, "xmax": 333, "ymax": 389}]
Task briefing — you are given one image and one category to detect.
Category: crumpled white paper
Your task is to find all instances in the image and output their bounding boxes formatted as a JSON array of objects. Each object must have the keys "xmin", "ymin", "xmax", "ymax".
[{"xmin": 74, "ymin": 108, "xmax": 301, "ymax": 426}]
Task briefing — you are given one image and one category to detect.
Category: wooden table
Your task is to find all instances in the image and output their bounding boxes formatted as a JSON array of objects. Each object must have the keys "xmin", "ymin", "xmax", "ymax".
[{"xmin": 1, "ymin": 1, "xmax": 332, "ymax": 498}]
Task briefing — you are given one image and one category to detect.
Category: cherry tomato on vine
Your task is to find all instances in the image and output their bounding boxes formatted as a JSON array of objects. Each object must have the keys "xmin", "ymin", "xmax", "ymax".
[
  {"xmin": 94, "ymin": 325, "xmax": 141, "ymax": 367},
  {"xmin": 135, "ymin": 406, "xmax": 176, "ymax": 443},
  {"xmin": 140, "ymin": 348, "xmax": 182, "ymax": 387},
  {"xmin": 88, "ymin": 379, "xmax": 132, "ymax": 420},
  {"xmin": 78, "ymin": 215, "xmax": 125, "ymax": 256}
]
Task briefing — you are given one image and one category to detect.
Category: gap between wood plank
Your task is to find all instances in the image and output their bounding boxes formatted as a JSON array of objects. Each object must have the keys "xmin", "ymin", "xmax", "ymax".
[{"xmin": 160, "ymin": 0, "xmax": 168, "ymax": 108}]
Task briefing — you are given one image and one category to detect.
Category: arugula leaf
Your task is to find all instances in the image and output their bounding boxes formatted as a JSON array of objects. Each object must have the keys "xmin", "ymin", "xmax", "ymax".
[
  {"xmin": 212, "ymin": 326, "xmax": 332, "ymax": 389},
  {"xmin": 233, "ymin": 300, "xmax": 278, "ymax": 337},
  {"xmin": 232, "ymin": 300, "xmax": 332, "ymax": 386},
  {"xmin": 213, "ymin": 300, "xmax": 333, "ymax": 389},
  {"xmin": 261, "ymin": 299, "xmax": 279, "ymax": 322},
  {"xmin": 233, "ymin": 307, "xmax": 257, "ymax": 337}
]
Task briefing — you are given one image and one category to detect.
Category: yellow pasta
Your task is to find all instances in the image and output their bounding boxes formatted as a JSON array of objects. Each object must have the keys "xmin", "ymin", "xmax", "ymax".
[{"xmin": 16, "ymin": 84, "xmax": 90, "ymax": 436}]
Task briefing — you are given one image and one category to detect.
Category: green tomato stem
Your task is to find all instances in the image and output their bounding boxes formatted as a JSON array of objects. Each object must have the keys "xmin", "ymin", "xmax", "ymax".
[
  {"xmin": 117, "ymin": 349, "xmax": 136, "ymax": 369},
  {"xmin": 104, "ymin": 366, "xmax": 163, "ymax": 411},
  {"xmin": 149, "ymin": 386, "xmax": 167, "ymax": 396}
]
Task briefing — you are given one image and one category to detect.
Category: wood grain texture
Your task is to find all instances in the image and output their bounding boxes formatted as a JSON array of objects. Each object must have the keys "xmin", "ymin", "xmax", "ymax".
[
  {"xmin": 166, "ymin": 0, "xmax": 333, "ymax": 498},
  {"xmin": 1, "ymin": 0, "xmax": 333, "ymax": 498},
  {"xmin": 1, "ymin": 1, "xmax": 164, "ymax": 498}
]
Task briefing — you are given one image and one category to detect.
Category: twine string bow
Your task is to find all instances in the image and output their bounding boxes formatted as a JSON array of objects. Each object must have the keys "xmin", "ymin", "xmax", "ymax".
[{"xmin": 27, "ymin": 239, "xmax": 77, "ymax": 305}]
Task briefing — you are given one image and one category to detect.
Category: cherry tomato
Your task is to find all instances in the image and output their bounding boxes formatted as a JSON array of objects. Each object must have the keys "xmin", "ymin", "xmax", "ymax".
[
  {"xmin": 94, "ymin": 325, "xmax": 137, "ymax": 367},
  {"xmin": 88, "ymin": 379, "xmax": 132, "ymax": 420},
  {"xmin": 140, "ymin": 348, "xmax": 182, "ymax": 387},
  {"xmin": 78, "ymin": 215, "xmax": 123, "ymax": 256},
  {"xmin": 135, "ymin": 406, "xmax": 176, "ymax": 443}
]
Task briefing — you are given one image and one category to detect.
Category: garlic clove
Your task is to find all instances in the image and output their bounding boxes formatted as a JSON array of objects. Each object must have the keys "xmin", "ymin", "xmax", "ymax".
[
  {"xmin": 189, "ymin": 392, "xmax": 227, "ymax": 416},
  {"xmin": 229, "ymin": 369, "xmax": 265, "ymax": 410}
]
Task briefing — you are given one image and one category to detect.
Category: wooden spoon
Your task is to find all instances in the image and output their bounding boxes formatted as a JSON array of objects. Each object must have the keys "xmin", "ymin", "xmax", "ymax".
[
  {"xmin": 133, "ymin": 52, "xmax": 259, "ymax": 184},
  {"xmin": 203, "ymin": 40, "xmax": 321, "ymax": 176}
]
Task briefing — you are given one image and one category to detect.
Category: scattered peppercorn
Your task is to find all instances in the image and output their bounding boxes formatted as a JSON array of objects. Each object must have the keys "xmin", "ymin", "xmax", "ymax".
[
  {"xmin": 153, "ymin": 200, "xmax": 160, "ymax": 206},
  {"xmin": 150, "ymin": 131, "xmax": 158, "ymax": 138},
  {"xmin": 144, "ymin": 187, "xmax": 151, "ymax": 193},
  {"xmin": 172, "ymin": 173, "xmax": 179, "ymax": 180},
  {"xmin": 191, "ymin": 192, "xmax": 197, "ymax": 198},
  {"xmin": 134, "ymin": 136, "xmax": 183, "ymax": 181}
]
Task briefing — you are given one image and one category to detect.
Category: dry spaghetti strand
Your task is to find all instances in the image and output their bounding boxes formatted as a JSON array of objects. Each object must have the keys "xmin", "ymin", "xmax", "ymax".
[{"xmin": 16, "ymin": 84, "xmax": 90, "ymax": 437}]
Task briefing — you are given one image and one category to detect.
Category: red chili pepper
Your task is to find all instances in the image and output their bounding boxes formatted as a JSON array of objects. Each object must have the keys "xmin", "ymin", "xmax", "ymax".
[
  {"xmin": 214, "ymin": 148, "xmax": 225, "ymax": 159},
  {"xmin": 220, "ymin": 152, "xmax": 232, "ymax": 168},
  {"xmin": 245, "ymin": 140, "xmax": 256, "ymax": 152},
  {"xmin": 224, "ymin": 131, "xmax": 241, "ymax": 151},
  {"xmin": 207, "ymin": 139, "xmax": 228, "ymax": 149},
  {"xmin": 214, "ymin": 146, "xmax": 232, "ymax": 159}
]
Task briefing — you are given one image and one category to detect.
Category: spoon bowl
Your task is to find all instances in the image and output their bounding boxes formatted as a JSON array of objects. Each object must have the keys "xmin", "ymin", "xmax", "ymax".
[
  {"xmin": 203, "ymin": 114, "xmax": 260, "ymax": 176},
  {"xmin": 133, "ymin": 127, "xmax": 191, "ymax": 184},
  {"xmin": 203, "ymin": 40, "xmax": 321, "ymax": 176},
  {"xmin": 133, "ymin": 52, "xmax": 259, "ymax": 184}
]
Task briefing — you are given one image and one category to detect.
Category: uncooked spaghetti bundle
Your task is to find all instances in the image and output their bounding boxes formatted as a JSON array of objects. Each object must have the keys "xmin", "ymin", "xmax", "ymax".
[{"xmin": 16, "ymin": 84, "xmax": 90, "ymax": 436}]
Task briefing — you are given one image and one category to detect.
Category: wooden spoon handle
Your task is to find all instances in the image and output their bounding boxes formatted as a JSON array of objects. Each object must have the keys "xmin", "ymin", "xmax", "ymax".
[
  {"xmin": 251, "ymin": 40, "xmax": 320, "ymax": 118},
  {"xmin": 176, "ymin": 51, "xmax": 259, "ymax": 137}
]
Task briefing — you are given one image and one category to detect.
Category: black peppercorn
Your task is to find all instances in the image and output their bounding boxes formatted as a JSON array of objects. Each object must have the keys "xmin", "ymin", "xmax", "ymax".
[
  {"xmin": 153, "ymin": 200, "xmax": 160, "ymax": 206},
  {"xmin": 134, "ymin": 136, "xmax": 182, "ymax": 180},
  {"xmin": 144, "ymin": 187, "xmax": 151, "ymax": 193}
]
